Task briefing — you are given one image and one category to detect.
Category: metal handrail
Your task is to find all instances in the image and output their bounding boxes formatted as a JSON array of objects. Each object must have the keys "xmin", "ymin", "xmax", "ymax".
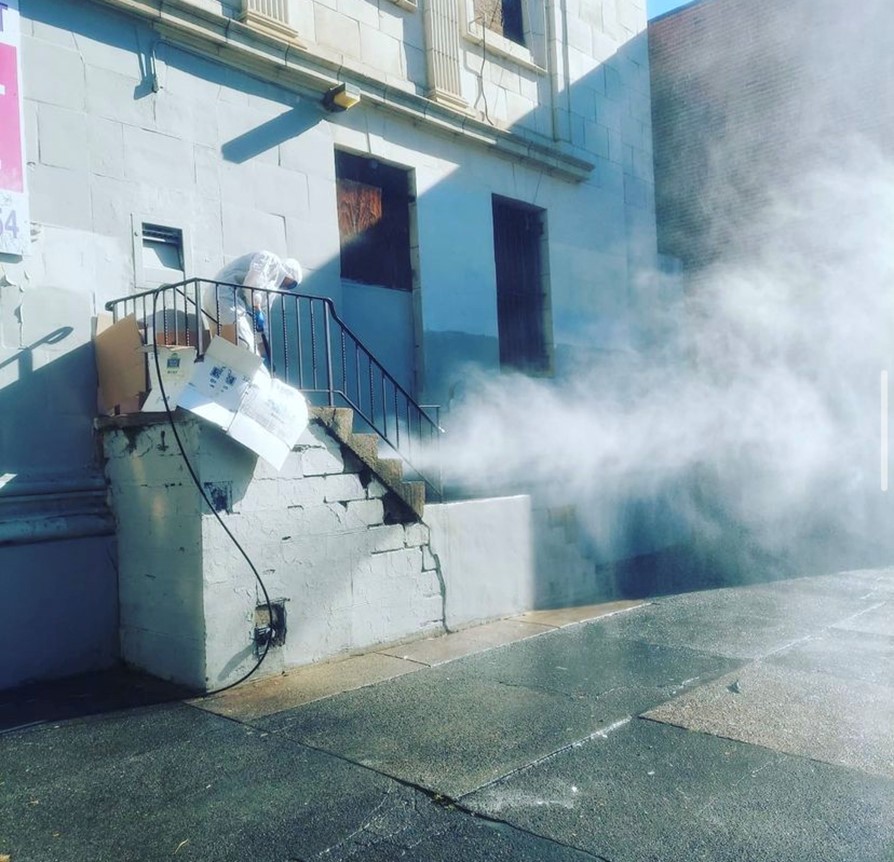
[{"xmin": 104, "ymin": 278, "xmax": 443, "ymax": 500}]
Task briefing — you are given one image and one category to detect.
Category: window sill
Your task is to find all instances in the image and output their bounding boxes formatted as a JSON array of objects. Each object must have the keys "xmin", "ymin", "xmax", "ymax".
[
  {"xmin": 463, "ymin": 20, "xmax": 545, "ymax": 74},
  {"xmin": 384, "ymin": 0, "xmax": 418, "ymax": 11}
]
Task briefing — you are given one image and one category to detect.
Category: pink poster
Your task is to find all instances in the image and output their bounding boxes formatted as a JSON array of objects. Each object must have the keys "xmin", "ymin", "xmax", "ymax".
[
  {"xmin": 0, "ymin": 0, "xmax": 29, "ymax": 255},
  {"xmin": 0, "ymin": 41, "xmax": 23, "ymax": 193}
]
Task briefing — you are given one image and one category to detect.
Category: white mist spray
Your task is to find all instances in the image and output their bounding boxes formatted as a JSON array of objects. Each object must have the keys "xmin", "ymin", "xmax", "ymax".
[
  {"xmin": 429, "ymin": 0, "xmax": 894, "ymax": 585},
  {"xmin": 436, "ymin": 143, "xmax": 894, "ymax": 579}
]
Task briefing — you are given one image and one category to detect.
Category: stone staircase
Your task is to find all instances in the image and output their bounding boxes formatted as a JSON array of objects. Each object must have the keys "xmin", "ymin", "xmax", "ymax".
[{"xmin": 309, "ymin": 407, "xmax": 426, "ymax": 522}]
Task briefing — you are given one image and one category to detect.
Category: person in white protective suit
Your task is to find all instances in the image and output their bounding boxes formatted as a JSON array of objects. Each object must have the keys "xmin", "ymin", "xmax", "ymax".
[{"xmin": 202, "ymin": 250, "xmax": 302, "ymax": 356}]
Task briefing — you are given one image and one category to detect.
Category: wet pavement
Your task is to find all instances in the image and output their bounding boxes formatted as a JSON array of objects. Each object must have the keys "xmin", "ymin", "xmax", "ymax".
[{"xmin": 1, "ymin": 569, "xmax": 892, "ymax": 861}]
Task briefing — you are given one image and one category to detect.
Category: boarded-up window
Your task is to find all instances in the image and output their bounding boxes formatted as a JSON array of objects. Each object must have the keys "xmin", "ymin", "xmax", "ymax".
[
  {"xmin": 474, "ymin": 0, "xmax": 524, "ymax": 45},
  {"xmin": 336, "ymin": 151, "xmax": 412, "ymax": 292}
]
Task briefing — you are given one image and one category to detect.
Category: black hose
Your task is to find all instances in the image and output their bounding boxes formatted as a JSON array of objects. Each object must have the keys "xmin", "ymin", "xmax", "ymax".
[{"xmin": 150, "ymin": 291, "xmax": 276, "ymax": 697}]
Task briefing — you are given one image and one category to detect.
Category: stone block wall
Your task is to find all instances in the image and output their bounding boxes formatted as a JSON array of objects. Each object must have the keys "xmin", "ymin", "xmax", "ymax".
[
  {"xmin": 1, "ymin": 0, "xmax": 664, "ymax": 690},
  {"xmin": 102, "ymin": 414, "xmax": 445, "ymax": 690}
]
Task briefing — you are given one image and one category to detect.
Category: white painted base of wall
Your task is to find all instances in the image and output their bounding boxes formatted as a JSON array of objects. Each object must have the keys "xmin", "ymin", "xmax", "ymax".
[
  {"xmin": 426, "ymin": 496, "xmax": 536, "ymax": 630},
  {"xmin": 101, "ymin": 414, "xmax": 628, "ymax": 691},
  {"xmin": 102, "ymin": 415, "xmax": 450, "ymax": 690}
]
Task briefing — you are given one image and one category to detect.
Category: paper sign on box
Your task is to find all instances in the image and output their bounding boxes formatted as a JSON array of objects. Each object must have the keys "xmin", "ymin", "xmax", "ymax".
[
  {"xmin": 179, "ymin": 336, "xmax": 309, "ymax": 470},
  {"xmin": 141, "ymin": 345, "xmax": 198, "ymax": 413}
]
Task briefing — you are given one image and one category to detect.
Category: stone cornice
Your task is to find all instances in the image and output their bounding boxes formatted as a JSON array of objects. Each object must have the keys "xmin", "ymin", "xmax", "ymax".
[{"xmin": 85, "ymin": 0, "xmax": 594, "ymax": 182}]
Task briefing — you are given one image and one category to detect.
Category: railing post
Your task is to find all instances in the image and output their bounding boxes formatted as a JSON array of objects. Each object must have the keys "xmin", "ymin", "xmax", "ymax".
[{"xmin": 323, "ymin": 301, "xmax": 335, "ymax": 407}]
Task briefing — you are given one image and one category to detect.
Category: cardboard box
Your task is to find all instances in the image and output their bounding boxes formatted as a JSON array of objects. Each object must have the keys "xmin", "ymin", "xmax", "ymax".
[
  {"xmin": 94, "ymin": 314, "xmax": 145, "ymax": 414},
  {"xmin": 141, "ymin": 345, "xmax": 198, "ymax": 413}
]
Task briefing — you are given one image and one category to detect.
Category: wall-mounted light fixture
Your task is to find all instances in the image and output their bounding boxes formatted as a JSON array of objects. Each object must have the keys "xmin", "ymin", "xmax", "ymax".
[{"xmin": 322, "ymin": 82, "xmax": 361, "ymax": 112}]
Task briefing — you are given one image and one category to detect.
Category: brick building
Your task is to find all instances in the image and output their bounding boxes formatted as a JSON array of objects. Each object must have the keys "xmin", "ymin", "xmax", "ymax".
[{"xmin": 649, "ymin": 0, "xmax": 894, "ymax": 275}]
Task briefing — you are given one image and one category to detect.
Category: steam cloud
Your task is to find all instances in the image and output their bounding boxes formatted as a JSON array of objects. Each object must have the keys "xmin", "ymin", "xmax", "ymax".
[{"xmin": 436, "ymin": 142, "xmax": 894, "ymax": 577}]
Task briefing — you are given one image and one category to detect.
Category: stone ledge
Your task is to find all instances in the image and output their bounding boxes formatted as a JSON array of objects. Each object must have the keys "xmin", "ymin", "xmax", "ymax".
[
  {"xmin": 85, "ymin": 0, "xmax": 595, "ymax": 182},
  {"xmin": 0, "ymin": 481, "xmax": 115, "ymax": 546}
]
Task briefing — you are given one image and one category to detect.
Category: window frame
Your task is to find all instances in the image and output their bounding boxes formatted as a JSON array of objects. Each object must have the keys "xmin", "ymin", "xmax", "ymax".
[
  {"xmin": 131, "ymin": 214, "xmax": 192, "ymax": 289},
  {"xmin": 462, "ymin": 0, "xmax": 545, "ymax": 72},
  {"xmin": 334, "ymin": 150, "xmax": 415, "ymax": 293},
  {"xmin": 491, "ymin": 194, "xmax": 555, "ymax": 377}
]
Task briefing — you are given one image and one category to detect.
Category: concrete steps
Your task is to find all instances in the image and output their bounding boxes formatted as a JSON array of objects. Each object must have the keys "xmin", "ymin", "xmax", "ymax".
[{"xmin": 309, "ymin": 407, "xmax": 425, "ymax": 521}]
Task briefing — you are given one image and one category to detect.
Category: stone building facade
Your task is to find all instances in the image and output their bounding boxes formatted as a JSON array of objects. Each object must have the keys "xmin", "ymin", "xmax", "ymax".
[{"xmin": 0, "ymin": 0, "xmax": 658, "ymax": 689}]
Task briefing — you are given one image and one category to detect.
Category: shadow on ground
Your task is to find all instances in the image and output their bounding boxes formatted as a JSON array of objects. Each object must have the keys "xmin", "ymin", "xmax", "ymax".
[{"xmin": 0, "ymin": 668, "xmax": 193, "ymax": 734}]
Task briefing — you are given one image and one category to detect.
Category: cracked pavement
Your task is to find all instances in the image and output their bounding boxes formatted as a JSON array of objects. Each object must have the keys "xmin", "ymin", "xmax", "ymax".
[{"xmin": 1, "ymin": 568, "xmax": 893, "ymax": 861}]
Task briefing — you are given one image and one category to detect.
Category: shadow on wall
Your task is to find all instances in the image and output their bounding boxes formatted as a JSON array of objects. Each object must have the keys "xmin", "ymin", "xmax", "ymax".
[
  {"xmin": 0, "ymin": 325, "xmax": 119, "ymax": 690},
  {"xmin": 221, "ymin": 108, "xmax": 323, "ymax": 164},
  {"xmin": 0, "ymin": 328, "xmax": 97, "ymax": 485}
]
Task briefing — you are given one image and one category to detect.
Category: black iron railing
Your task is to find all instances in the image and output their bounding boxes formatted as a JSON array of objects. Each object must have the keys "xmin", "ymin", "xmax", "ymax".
[{"xmin": 105, "ymin": 278, "xmax": 442, "ymax": 499}]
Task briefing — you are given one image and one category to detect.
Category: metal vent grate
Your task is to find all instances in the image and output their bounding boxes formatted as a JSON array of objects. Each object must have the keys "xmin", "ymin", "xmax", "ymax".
[
  {"xmin": 141, "ymin": 223, "xmax": 184, "ymax": 273},
  {"xmin": 142, "ymin": 223, "xmax": 182, "ymax": 245}
]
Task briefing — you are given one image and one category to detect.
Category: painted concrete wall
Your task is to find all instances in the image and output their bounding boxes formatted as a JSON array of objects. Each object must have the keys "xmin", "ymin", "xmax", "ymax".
[
  {"xmin": 5, "ymin": 0, "xmax": 658, "ymax": 419},
  {"xmin": 103, "ymin": 415, "xmax": 446, "ymax": 689},
  {"xmin": 426, "ymin": 495, "xmax": 536, "ymax": 628},
  {"xmin": 0, "ymin": 537, "xmax": 118, "ymax": 690},
  {"xmin": 103, "ymin": 412, "xmax": 613, "ymax": 689}
]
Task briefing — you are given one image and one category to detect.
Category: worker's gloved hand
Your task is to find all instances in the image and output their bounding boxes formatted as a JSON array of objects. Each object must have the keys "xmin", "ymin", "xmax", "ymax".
[{"xmin": 253, "ymin": 308, "xmax": 266, "ymax": 333}]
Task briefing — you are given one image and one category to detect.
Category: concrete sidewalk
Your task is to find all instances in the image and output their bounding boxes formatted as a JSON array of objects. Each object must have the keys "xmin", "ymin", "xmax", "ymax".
[{"xmin": 1, "ymin": 569, "xmax": 893, "ymax": 861}]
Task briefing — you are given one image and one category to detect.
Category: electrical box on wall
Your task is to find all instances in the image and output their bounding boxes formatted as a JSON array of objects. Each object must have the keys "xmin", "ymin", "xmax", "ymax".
[{"xmin": 254, "ymin": 600, "xmax": 287, "ymax": 652}]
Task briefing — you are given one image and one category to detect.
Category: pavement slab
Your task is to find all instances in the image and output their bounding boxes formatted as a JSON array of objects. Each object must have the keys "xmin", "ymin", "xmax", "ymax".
[
  {"xmin": 591, "ymin": 580, "xmax": 885, "ymax": 660},
  {"xmin": 515, "ymin": 600, "xmax": 645, "ymax": 628},
  {"xmin": 832, "ymin": 600, "xmax": 894, "ymax": 637},
  {"xmin": 0, "ymin": 703, "xmax": 401, "ymax": 862},
  {"xmin": 766, "ymin": 626, "xmax": 894, "ymax": 687},
  {"xmin": 257, "ymin": 669, "xmax": 620, "ymax": 799},
  {"xmin": 0, "ymin": 702, "xmax": 604, "ymax": 862},
  {"xmin": 256, "ymin": 618, "xmax": 742, "ymax": 800},
  {"xmin": 642, "ymin": 662, "xmax": 894, "ymax": 778},
  {"xmin": 752, "ymin": 569, "xmax": 894, "ymax": 601},
  {"xmin": 297, "ymin": 783, "xmax": 599, "ymax": 861},
  {"xmin": 811, "ymin": 568, "xmax": 894, "ymax": 600},
  {"xmin": 192, "ymin": 652, "xmax": 418, "ymax": 721},
  {"xmin": 377, "ymin": 618, "xmax": 555, "ymax": 666},
  {"xmin": 466, "ymin": 718, "xmax": 894, "ymax": 862},
  {"xmin": 0, "ymin": 669, "xmax": 189, "ymax": 733},
  {"xmin": 442, "ymin": 620, "xmax": 743, "ymax": 700}
]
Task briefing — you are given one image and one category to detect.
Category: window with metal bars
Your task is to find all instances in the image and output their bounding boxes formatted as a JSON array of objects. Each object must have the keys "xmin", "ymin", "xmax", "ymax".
[
  {"xmin": 336, "ymin": 151, "xmax": 413, "ymax": 292},
  {"xmin": 492, "ymin": 196, "xmax": 552, "ymax": 374}
]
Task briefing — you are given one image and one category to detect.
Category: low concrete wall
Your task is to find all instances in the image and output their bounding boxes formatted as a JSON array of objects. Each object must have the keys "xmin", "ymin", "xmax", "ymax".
[
  {"xmin": 102, "ymin": 415, "xmax": 445, "ymax": 690},
  {"xmin": 426, "ymin": 496, "xmax": 536, "ymax": 630},
  {"xmin": 103, "ymin": 414, "xmax": 630, "ymax": 689}
]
